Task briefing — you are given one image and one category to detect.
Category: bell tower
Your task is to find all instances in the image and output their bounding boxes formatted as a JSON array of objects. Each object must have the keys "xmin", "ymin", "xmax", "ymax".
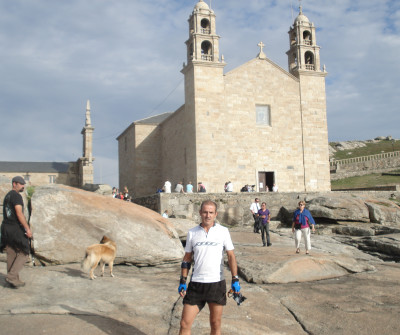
[
  {"xmin": 185, "ymin": 0, "xmax": 221, "ymax": 64},
  {"xmin": 287, "ymin": 5, "xmax": 330, "ymax": 192},
  {"xmin": 287, "ymin": 5, "xmax": 323, "ymax": 76},
  {"xmin": 177, "ymin": 0, "xmax": 226, "ymax": 188}
]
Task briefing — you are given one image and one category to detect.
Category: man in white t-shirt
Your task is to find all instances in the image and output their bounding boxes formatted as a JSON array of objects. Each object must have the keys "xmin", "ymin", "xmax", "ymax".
[
  {"xmin": 178, "ymin": 200, "xmax": 241, "ymax": 335},
  {"xmin": 250, "ymin": 198, "xmax": 261, "ymax": 233}
]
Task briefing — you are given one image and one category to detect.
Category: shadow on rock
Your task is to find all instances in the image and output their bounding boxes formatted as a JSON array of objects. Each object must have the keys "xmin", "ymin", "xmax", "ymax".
[
  {"xmin": 60, "ymin": 305, "xmax": 146, "ymax": 335},
  {"xmin": 60, "ymin": 266, "xmax": 87, "ymax": 278}
]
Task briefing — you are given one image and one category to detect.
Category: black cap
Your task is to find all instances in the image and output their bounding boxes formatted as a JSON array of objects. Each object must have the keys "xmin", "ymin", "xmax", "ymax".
[{"xmin": 12, "ymin": 176, "xmax": 26, "ymax": 185}]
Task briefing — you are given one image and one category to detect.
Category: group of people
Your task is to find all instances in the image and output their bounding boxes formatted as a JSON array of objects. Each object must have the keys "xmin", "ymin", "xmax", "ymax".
[
  {"xmin": 177, "ymin": 197, "xmax": 316, "ymax": 334},
  {"xmin": 240, "ymin": 184, "xmax": 256, "ymax": 192},
  {"xmin": 112, "ymin": 186, "xmax": 132, "ymax": 201},
  {"xmin": 159, "ymin": 180, "xmax": 206, "ymax": 194},
  {"xmin": 250, "ymin": 198, "xmax": 315, "ymax": 253},
  {"xmin": 0, "ymin": 175, "xmax": 315, "ymax": 334}
]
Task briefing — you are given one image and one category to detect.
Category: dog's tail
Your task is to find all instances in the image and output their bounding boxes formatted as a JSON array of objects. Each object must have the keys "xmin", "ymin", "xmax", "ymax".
[{"xmin": 81, "ymin": 251, "xmax": 94, "ymax": 271}]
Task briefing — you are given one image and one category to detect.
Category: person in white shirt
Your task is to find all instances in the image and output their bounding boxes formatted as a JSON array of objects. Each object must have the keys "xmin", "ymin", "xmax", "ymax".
[
  {"xmin": 178, "ymin": 200, "xmax": 240, "ymax": 335},
  {"xmin": 164, "ymin": 180, "xmax": 172, "ymax": 193},
  {"xmin": 226, "ymin": 181, "xmax": 233, "ymax": 192},
  {"xmin": 250, "ymin": 198, "xmax": 261, "ymax": 233},
  {"xmin": 272, "ymin": 183, "xmax": 278, "ymax": 192}
]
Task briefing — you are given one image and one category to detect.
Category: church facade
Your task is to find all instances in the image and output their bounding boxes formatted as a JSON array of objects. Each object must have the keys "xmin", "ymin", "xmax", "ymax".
[{"xmin": 118, "ymin": 0, "xmax": 330, "ymax": 196}]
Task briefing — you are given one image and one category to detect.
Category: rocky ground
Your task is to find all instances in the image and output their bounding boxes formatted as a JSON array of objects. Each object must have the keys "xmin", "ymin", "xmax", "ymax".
[{"xmin": 1, "ymin": 225, "xmax": 399, "ymax": 335}]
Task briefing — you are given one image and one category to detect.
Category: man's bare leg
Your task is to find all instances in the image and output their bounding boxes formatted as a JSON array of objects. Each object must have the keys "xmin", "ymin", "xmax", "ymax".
[
  {"xmin": 179, "ymin": 304, "xmax": 200, "ymax": 335},
  {"xmin": 208, "ymin": 303, "xmax": 223, "ymax": 335}
]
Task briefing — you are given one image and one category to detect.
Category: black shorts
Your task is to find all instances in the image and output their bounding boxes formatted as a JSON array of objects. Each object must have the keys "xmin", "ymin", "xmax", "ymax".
[{"xmin": 183, "ymin": 280, "xmax": 227, "ymax": 310}]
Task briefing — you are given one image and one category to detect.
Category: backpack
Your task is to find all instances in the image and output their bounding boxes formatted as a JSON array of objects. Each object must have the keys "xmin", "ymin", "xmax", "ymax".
[{"xmin": 199, "ymin": 185, "xmax": 206, "ymax": 192}]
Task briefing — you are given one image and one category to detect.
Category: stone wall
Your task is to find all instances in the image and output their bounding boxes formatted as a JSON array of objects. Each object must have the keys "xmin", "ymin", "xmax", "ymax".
[
  {"xmin": 134, "ymin": 191, "xmax": 400, "ymax": 228},
  {"xmin": 134, "ymin": 192, "xmax": 316, "ymax": 227},
  {"xmin": 330, "ymin": 153, "xmax": 400, "ymax": 180}
]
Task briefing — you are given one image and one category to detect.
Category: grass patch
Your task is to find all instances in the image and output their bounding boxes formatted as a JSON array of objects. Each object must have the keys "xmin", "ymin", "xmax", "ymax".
[
  {"xmin": 26, "ymin": 186, "xmax": 36, "ymax": 201},
  {"xmin": 331, "ymin": 172, "xmax": 400, "ymax": 190},
  {"xmin": 331, "ymin": 139, "xmax": 400, "ymax": 160}
]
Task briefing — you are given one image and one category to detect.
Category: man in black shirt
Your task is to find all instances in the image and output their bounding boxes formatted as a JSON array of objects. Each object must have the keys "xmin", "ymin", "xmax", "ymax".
[{"xmin": 1, "ymin": 176, "xmax": 33, "ymax": 288}]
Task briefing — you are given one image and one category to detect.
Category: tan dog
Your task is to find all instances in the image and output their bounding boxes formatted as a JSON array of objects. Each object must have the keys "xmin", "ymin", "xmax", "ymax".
[{"xmin": 81, "ymin": 236, "xmax": 117, "ymax": 280}]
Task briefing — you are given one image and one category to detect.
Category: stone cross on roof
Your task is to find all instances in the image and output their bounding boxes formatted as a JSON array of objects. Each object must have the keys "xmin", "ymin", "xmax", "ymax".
[{"xmin": 257, "ymin": 41, "xmax": 267, "ymax": 59}]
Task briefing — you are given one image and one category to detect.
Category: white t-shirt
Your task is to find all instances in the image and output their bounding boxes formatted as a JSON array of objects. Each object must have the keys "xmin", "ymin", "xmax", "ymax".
[
  {"xmin": 185, "ymin": 223, "xmax": 234, "ymax": 283},
  {"xmin": 164, "ymin": 181, "xmax": 171, "ymax": 193}
]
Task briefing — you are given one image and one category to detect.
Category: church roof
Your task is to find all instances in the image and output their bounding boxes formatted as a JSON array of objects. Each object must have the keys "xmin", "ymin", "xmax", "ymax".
[
  {"xmin": 0, "ymin": 161, "xmax": 72, "ymax": 173},
  {"xmin": 135, "ymin": 112, "xmax": 173, "ymax": 125},
  {"xmin": 294, "ymin": 6, "xmax": 310, "ymax": 24},
  {"xmin": 194, "ymin": 0, "xmax": 209, "ymax": 10}
]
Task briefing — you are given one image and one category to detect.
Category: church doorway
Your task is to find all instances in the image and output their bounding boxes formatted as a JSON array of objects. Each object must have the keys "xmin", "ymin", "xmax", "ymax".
[{"xmin": 258, "ymin": 171, "xmax": 274, "ymax": 192}]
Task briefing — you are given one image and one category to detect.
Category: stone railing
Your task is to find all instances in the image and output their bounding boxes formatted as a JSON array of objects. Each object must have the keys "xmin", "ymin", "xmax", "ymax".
[
  {"xmin": 331, "ymin": 151, "xmax": 400, "ymax": 167},
  {"xmin": 330, "ymin": 151, "xmax": 400, "ymax": 180},
  {"xmin": 201, "ymin": 54, "xmax": 213, "ymax": 61},
  {"xmin": 305, "ymin": 64, "xmax": 315, "ymax": 70}
]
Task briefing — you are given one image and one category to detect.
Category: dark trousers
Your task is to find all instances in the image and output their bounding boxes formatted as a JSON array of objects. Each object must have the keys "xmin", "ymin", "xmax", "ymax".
[
  {"xmin": 253, "ymin": 214, "xmax": 260, "ymax": 232},
  {"xmin": 260, "ymin": 223, "xmax": 271, "ymax": 245}
]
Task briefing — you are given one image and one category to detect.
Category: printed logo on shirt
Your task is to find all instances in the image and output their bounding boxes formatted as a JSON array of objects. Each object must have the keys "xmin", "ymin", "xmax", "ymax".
[{"xmin": 194, "ymin": 241, "xmax": 219, "ymax": 247}]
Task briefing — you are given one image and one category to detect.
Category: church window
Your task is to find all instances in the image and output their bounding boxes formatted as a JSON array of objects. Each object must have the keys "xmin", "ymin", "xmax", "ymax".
[
  {"xmin": 305, "ymin": 51, "xmax": 315, "ymax": 70},
  {"xmin": 201, "ymin": 41, "xmax": 212, "ymax": 61},
  {"xmin": 303, "ymin": 31, "xmax": 312, "ymax": 45},
  {"xmin": 256, "ymin": 105, "xmax": 271, "ymax": 126},
  {"xmin": 49, "ymin": 175, "xmax": 56, "ymax": 184},
  {"xmin": 200, "ymin": 18, "xmax": 210, "ymax": 34}
]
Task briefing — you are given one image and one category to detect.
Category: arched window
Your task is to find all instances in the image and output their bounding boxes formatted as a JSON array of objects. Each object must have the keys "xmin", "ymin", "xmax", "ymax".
[
  {"xmin": 304, "ymin": 51, "xmax": 314, "ymax": 70},
  {"xmin": 201, "ymin": 41, "xmax": 212, "ymax": 61},
  {"xmin": 303, "ymin": 30, "xmax": 312, "ymax": 45},
  {"xmin": 200, "ymin": 18, "xmax": 210, "ymax": 34}
]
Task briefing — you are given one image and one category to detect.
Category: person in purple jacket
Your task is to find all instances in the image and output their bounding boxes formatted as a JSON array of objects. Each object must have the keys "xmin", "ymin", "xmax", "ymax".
[
  {"xmin": 258, "ymin": 202, "xmax": 271, "ymax": 247},
  {"xmin": 292, "ymin": 200, "xmax": 316, "ymax": 254}
]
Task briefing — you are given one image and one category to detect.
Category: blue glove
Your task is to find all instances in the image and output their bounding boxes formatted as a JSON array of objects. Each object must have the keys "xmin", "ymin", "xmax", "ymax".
[
  {"xmin": 178, "ymin": 283, "xmax": 187, "ymax": 293},
  {"xmin": 231, "ymin": 280, "xmax": 241, "ymax": 293}
]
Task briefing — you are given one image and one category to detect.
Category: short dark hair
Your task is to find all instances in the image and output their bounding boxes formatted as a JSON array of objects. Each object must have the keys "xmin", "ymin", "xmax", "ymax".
[{"xmin": 200, "ymin": 200, "xmax": 217, "ymax": 212}]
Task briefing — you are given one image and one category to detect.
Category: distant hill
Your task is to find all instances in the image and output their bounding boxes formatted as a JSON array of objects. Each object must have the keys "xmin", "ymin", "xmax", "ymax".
[{"xmin": 330, "ymin": 136, "xmax": 400, "ymax": 160}]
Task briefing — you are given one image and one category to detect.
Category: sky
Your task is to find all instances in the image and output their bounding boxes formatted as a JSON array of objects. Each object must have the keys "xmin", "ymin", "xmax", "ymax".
[{"xmin": 0, "ymin": 0, "xmax": 399, "ymax": 188}]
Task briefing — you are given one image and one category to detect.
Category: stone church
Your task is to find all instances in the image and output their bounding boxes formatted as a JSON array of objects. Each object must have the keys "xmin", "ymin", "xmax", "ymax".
[{"xmin": 117, "ymin": 0, "xmax": 330, "ymax": 196}]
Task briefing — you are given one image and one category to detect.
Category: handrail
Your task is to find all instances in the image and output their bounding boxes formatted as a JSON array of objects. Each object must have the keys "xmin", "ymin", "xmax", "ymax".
[{"xmin": 330, "ymin": 150, "xmax": 400, "ymax": 167}]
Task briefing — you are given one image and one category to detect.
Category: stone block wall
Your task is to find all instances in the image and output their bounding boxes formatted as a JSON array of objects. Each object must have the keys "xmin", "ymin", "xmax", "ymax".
[
  {"xmin": 134, "ymin": 192, "xmax": 311, "ymax": 227},
  {"xmin": 134, "ymin": 190, "xmax": 400, "ymax": 228},
  {"xmin": 331, "ymin": 156, "xmax": 400, "ymax": 180}
]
